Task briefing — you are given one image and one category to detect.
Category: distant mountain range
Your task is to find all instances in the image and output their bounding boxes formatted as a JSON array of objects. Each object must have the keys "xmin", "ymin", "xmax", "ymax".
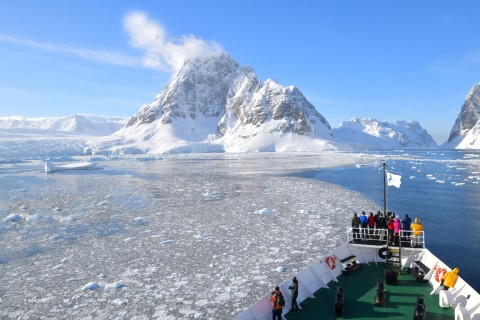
[
  {"xmin": 0, "ymin": 114, "xmax": 127, "ymax": 136},
  {"xmin": 15, "ymin": 52, "xmax": 480, "ymax": 154}
]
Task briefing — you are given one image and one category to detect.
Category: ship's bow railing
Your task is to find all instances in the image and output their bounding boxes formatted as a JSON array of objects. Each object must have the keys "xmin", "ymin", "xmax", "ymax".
[{"xmin": 347, "ymin": 227, "xmax": 425, "ymax": 248}]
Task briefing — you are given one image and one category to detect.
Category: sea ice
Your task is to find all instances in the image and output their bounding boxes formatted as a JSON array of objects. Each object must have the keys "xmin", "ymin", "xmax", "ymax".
[{"xmin": 0, "ymin": 153, "xmax": 380, "ymax": 319}]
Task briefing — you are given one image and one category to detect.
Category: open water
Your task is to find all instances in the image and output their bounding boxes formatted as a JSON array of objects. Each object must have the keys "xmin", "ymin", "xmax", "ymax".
[{"xmin": 298, "ymin": 149, "xmax": 480, "ymax": 292}]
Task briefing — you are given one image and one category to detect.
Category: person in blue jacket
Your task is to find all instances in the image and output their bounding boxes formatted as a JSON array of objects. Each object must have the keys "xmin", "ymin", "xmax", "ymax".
[
  {"xmin": 401, "ymin": 214, "xmax": 412, "ymax": 245},
  {"xmin": 359, "ymin": 211, "xmax": 368, "ymax": 241}
]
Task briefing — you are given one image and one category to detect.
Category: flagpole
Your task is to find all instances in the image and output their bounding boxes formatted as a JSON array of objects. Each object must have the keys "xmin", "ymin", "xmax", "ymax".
[{"xmin": 383, "ymin": 160, "xmax": 387, "ymax": 217}]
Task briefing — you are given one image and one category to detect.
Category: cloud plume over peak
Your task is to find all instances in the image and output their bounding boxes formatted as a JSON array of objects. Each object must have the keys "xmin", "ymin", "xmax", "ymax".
[{"xmin": 124, "ymin": 12, "xmax": 224, "ymax": 72}]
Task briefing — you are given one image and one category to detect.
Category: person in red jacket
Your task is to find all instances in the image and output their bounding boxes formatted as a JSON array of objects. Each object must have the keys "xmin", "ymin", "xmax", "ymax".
[
  {"xmin": 368, "ymin": 212, "xmax": 375, "ymax": 239},
  {"xmin": 387, "ymin": 217, "xmax": 395, "ymax": 245},
  {"xmin": 270, "ymin": 286, "xmax": 284, "ymax": 320}
]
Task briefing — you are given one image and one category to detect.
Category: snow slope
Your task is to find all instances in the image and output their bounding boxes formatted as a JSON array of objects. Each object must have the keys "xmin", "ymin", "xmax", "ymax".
[{"xmin": 333, "ymin": 117, "xmax": 438, "ymax": 150}]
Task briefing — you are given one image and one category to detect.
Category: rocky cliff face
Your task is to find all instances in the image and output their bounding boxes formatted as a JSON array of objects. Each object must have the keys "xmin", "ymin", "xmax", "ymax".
[
  {"xmin": 447, "ymin": 83, "xmax": 480, "ymax": 146},
  {"xmin": 127, "ymin": 53, "xmax": 241, "ymax": 127}
]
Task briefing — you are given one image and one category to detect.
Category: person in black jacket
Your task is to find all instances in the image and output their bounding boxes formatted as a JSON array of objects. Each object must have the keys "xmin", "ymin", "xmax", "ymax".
[
  {"xmin": 288, "ymin": 277, "xmax": 299, "ymax": 312},
  {"xmin": 376, "ymin": 212, "xmax": 387, "ymax": 240}
]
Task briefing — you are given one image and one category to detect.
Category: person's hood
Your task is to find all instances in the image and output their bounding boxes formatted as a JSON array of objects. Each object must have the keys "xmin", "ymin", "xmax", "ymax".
[{"xmin": 453, "ymin": 268, "xmax": 459, "ymax": 274}]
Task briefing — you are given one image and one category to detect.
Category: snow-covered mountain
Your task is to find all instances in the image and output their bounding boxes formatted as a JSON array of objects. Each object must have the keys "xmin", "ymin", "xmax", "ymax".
[
  {"xmin": 444, "ymin": 83, "xmax": 480, "ymax": 149},
  {"xmin": 93, "ymin": 53, "xmax": 345, "ymax": 154},
  {"xmin": 0, "ymin": 114, "xmax": 128, "ymax": 136},
  {"xmin": 1, "ymin": 53, "xmax": 440, "ymax": 155},
  {"xmin": 333, "ymin": 118, "xmax": 438, "ymax": 150}
]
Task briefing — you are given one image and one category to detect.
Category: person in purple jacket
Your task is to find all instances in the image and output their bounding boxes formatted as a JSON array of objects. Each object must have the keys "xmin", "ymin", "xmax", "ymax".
[{"xmin": 394, "ymin": 217, "xmax": 402, "ymax": 246}]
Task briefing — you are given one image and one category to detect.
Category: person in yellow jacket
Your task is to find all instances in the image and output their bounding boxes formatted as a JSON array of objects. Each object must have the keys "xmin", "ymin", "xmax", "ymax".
[
  {"xmin": 442, "ymin": 268, "xmax": 460, "ymax": 290},
  {"xmin": 410, "ymin": 217, "xmax": 423, "ymax": 247}
]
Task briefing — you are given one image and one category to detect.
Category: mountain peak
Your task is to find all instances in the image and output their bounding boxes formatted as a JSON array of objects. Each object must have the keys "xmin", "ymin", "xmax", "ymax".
[
  {"xmin": 447, "ymin": 82, "xmax": 480, "ymax": 145},
  {"xmin": 105, "ymin": 53, "xmax": 337, "ymax": 153}
]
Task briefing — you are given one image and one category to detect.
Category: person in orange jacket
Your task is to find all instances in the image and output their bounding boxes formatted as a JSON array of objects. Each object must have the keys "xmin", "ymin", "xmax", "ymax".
[
  {"xmin": 411, "ymin": 217, "xmax": 423, "ymax": 247},
  {"xmin": 270, "ymin": 286, "xmax": 284, "ymax": 320},
  {"xmin": 442, "ymin": 268, "xmax": 460, "ymax": 290}
]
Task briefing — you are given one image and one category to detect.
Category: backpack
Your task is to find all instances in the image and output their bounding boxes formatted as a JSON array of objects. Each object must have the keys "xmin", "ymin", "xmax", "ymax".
[{"xmin": 277, "ymin": 292, "xmax": 285, "ymax": 307}]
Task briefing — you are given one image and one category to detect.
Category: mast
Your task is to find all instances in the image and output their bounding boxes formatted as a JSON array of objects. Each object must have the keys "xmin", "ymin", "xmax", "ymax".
[{"xmin": 383, "ymin": 160, "xmax": 387, "ymax": 216}]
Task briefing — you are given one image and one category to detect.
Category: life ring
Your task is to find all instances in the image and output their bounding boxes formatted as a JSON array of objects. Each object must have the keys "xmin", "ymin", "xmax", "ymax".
[
  {"xmin": 326, "ymin": 256, "xmax": 337, "ymax": 270},
  {"xmin": 378, "ymin": 247, "xmax": 392, "ymax": 259},
  {"xmin": 434, "ymin": 266, "xmax": 447, "ymax": 282}
]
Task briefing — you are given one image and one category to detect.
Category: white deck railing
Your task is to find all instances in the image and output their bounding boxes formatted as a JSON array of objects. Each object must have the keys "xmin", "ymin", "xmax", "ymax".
[{"xmin": 347, "ymin": 227, "xmax": 425, "ymax": 248}]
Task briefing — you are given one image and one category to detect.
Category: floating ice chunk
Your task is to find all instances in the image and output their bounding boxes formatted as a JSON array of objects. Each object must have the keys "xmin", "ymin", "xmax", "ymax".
[
  {"xmin": 133, "ymin": 157, "xmax": 158, "ymax": 161},
  {"xmin": 124, "ymin": 237, "xmax": 138, "ymax": 243},
  {"xmin": 82, "ymin": 282, "xmax": 100, "ymax": 291},
  {"xmin": 83, "ymin": 146, "xmax": 93, "ymax": 155},
  {"xmin": 409, "ymin": 176, "xmax": 416, "ymax": 179},
  {"xmin": 60, "ymin": 215, "xmax": 77, "ymax": 223},
  {"xmin": 26, "ymin": 213, "xmax": 54, "ymax": 223},
  {"xmin": 194, "ymin": 232, "xmax": 208, "ymax": 239},
  {"xmin": 20, "ymin": 205, "xmax": 28, "ymax": 210},
  {"xmin": 134, "ymin": 217, "xmax": 149, "ymax": 226},
  {"xmin": 111, "ymin": 299, "xmax": 128, "ymax": 306},
  {"xmin": 67, "ymin": 277, "xmax": 86, "ymax": 282},
  {"xmin": 49, "ymin": 234, "xmax": 62, "ymax": 240},
  {"xmin": 451, "ymin": 182, "xmax": 465, "ymax": 186},
  {"xmin": 300, "ymin": 209, "xmax": 315, "ymax": 215},
  {"xmin": 3, "ymin": 214, "xmax": 21, "ymax": 222},
  {"xmin": 161, "ymin": 240, "xmax": 176, "ymax": 245},
  {"xmin": 105, "ymin": 282, "xmax": 125, "ymax": 291},
  {"xmin": 275, "ymin": 266, "xmax": 286, "ymax": 272},
  {"xmin": 435, "ymin": 180, "xmax": 445, "ymax": 184},
  {"xmin": 194, "ymin": 313, "xmax": 206, "ymax": 319},
  {"xmin": 53, "ymin": 207, "xmax": 62, "ymax": 212},
  {"xmin": 254, "ymin": 208, "xmax": 271, "ymax": 215},
  {"xmin": 203, "ymin": 191, "xmax": 223, "ymax": 200}
]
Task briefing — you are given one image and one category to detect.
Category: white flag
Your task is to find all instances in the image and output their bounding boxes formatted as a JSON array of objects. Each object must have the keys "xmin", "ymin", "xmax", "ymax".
[{"xmin": 387, "ymin": 172, "xmax": 402, "ymax": 188}]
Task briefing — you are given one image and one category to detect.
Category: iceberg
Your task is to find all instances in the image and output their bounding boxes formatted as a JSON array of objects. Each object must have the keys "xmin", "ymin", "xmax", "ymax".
[{"xmin": 44, "ymin": 161, "xmax": 102, "ymax": 173}]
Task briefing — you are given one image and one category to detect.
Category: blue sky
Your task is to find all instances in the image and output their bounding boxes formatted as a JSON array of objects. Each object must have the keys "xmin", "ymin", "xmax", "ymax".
[{"xmin": 1, "ymin": 1, "xmax": 480, "ymax": 143}]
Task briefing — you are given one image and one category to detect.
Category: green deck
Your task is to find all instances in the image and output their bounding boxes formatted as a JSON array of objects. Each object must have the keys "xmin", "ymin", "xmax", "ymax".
[{"xmin": 285, "ymin": 263, "xmax": 454, "ymax": 320}]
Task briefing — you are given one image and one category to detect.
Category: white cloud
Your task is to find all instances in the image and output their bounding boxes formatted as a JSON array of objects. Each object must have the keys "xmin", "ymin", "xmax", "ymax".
[
  {"xmin": 123, "ymin": 12, "xmax": 224, "ymax": 72},
  {"xmin": 0, "ymin": 34, "xmax": 140, "ymax": 67}
]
